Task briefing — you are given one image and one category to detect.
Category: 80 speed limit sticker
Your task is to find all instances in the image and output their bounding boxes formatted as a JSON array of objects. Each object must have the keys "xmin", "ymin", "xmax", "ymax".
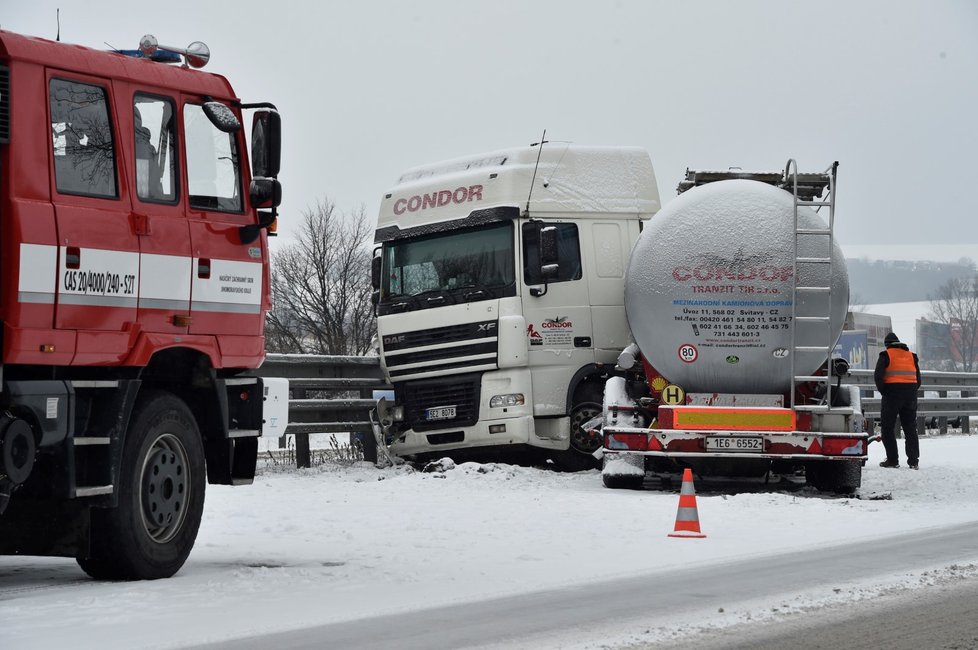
[{"xmin": 678, "ymin": 343, "xmax": 698, "ymax": 363}]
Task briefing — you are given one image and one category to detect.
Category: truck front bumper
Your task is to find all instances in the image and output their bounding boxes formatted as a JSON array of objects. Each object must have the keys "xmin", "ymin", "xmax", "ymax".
[{"xmin": 391, "ymin": 415, "xmax": 535, "ymax": 457}]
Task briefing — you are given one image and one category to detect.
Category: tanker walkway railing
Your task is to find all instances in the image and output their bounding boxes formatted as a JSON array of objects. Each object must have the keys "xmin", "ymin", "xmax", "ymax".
[{"xmin": 255, "ymin": 354, "xmax": 390, "ymax": 468}]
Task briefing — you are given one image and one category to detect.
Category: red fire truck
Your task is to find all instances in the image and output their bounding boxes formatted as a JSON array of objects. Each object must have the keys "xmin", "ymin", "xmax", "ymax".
[{"xmin": 0, "ymin": 31, "xmax": 287, "ymax": 579}]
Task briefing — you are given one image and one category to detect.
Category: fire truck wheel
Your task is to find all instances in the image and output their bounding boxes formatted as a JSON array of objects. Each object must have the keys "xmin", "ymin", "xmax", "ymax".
[
  {"xmin": 77, "ymin": 391, "xmax": 205, "ymax": 580},
  {"xmin": 806, "ymin": 459, "xmax": 862, "ymax": 495}
]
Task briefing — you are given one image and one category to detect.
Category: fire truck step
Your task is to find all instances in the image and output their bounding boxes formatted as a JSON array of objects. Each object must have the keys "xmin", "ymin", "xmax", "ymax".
[
  {"xmin": 74, "ymin": 485, "xmax": 114, "ymax": 498},
  {"xmin": 71, "ymin": 437, "xmax": 111, "ymax": 446},
  {"xmin": 70, "ymin": 380, "xmax": 120, "ymax": 389},
  {"xmin": 227, "ymin": 429, "xmax": 261, "ymax": 438}
]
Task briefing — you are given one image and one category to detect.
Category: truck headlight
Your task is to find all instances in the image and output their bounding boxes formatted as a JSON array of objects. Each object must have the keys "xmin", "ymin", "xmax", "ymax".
[{"xmin": 490, "ymin": 393, "xmax": 525, "ymax": 408}]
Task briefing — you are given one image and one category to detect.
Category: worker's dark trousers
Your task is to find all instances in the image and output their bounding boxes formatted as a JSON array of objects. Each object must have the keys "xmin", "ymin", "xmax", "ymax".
[{"xmin": 879, "ymin": 385, "xmax": 920, "ymax": 464}]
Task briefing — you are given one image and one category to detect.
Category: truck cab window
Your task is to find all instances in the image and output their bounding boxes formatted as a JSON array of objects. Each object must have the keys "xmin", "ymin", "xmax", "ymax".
[
  {"xmin": 49, "ymin": 78, "xmax": 117, "ymax": 198},
  {"xmin": 184, "ymin": 103, "xmax": 241, "ymax": 212},
  {"xmin": 522, "ymin": 222, "xmax": 582, "ymax": 284},
  {"xmin": 381, "ymin": 221, "xmax": 515, "ymax": 304},
  {"xmin": 134, "ymin": 95, "xmax": 177, "ymax": 203}
]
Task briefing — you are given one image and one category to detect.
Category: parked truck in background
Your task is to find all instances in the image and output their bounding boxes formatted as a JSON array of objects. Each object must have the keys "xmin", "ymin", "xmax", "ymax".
[
  {"xmin": 372, "ymin": 143, "xmax": 868, "ymax": 491},
  {"xmin": 0, "ymin": 30, "xmax": 288, "ymax": 579}
]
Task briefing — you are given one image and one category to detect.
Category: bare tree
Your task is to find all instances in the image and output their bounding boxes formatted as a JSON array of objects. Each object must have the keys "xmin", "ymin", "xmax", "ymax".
[
  {"xmin": 927, "ymin": 275, "xmax": 978, "ymax": 372},
  {"xmin": 267, "ymin": 199, "xmax": 376, "ymax": 355}
]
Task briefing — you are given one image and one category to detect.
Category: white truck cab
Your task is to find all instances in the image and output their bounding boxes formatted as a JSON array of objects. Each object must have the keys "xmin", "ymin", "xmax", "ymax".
[{"xmin": 372, "ymin": 145, "xmax": 659, "ymax": 467}]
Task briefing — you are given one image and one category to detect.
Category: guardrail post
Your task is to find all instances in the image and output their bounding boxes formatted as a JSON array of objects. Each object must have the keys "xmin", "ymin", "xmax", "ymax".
[
  {"xmin": 938, "ymin": 391, "xmax": 948, "ymax": 435},
  {"xmin": 359, "ymin": 384, "xmax": 378, "ymax": 463},
  {"xmin": 294, "ymin": 386, "xmax": 311, "ymax": 468},
  {"xmin": 964, "ymin": 391, "xmax": 971, "ymax": 434}
]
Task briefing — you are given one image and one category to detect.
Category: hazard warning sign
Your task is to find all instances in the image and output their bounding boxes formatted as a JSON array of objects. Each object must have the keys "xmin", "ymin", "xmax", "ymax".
[{"xmin": 661, "ymin": 384, "xmax": 685, "ymax": 405}]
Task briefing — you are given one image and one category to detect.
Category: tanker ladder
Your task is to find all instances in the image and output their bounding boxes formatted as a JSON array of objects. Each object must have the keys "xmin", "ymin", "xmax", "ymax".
[{"xmin": 786, "ymin": 159, "xmax": 839, "ymax": 412}]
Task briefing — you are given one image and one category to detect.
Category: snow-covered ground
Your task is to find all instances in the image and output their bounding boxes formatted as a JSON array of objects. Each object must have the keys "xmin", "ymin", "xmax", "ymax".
[{"xmin": 2, "ymin": 433, "xmax": 978, "ymax": 649}]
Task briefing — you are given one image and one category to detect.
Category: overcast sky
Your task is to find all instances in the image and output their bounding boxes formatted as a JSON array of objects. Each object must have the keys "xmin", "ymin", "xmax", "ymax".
[{"xmin": 5, "ymin": 1, "xmax": 976, "ymax": 247}]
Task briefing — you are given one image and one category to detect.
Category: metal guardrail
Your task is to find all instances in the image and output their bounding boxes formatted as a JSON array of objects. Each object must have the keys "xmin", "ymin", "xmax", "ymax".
[
  {"xmin": 251, "ymin": 356, "xmax": 978, "ymax": 467},
  {"xmin": 847, "ymin": 369, "xmax": 978, "ymax": 418},
  {"xmin": 255, "ymin": 354, "xmax": 389, "ymax": 467}
]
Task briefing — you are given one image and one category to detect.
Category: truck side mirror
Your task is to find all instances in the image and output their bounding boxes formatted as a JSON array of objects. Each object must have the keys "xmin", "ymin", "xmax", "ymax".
[
  {"xmin": 371, "ymin": 254, "xmax": 382, "ymax": 290},
  {"xmin": 251, "ymin": 109, "xmax": 281, "ymax": 178},
  {"xmin": 203, "ymin": 101, "xmax": 241, "ymax": 133},
  {"xmin": 530, "ymin": 224, "xmax": 559, "ymax": 297},
  {"xmin": 249, "ymin": 177, "xmax": 282, "ymax": 209},
  {"xmin": 240, "ymin": 109, "xmax": 282, "ymax": 245},
  {"xmin": 539, "ymin": 225, "xmax": 559, "ymax": 275}
]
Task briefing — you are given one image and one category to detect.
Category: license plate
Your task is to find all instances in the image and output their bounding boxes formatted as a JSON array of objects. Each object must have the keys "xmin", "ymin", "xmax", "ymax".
[
  {"xmin": 705, "ymin": 436, "xmax": 763, "ymax": 452},
  {"xmin": 425, "ymin": 406, "xmax": 457, "ymax": 421}
]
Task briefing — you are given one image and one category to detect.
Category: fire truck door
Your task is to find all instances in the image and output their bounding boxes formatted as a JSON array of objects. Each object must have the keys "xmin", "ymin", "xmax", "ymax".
[
  {"xmin": 131, "ymin": 92, "xmax": 192, "ymax": 335},
  {"xmin": 49, "ymin": 75, "xmax": 139, "ymax": 355},
  {"xmin": 183, "ymin": 101, "xmax": 264, "ymax": 338}
]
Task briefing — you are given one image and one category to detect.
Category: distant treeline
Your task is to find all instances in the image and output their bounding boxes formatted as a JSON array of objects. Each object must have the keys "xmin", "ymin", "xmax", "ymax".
[{"xmin": 847, "ymin": 258, "xmax": 976, "ymax": 304}]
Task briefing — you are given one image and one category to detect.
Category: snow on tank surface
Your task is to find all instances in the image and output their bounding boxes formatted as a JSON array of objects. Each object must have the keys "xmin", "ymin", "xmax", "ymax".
[{"xmin": 626, "ymin": 179, "xmax": 849, "ymax": 395}]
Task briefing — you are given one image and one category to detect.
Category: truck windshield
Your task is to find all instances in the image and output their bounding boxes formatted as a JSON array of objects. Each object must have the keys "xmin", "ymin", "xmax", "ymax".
[{"xmin": 382, "ymin": 221, "xmax": 515, "ymax": 307}]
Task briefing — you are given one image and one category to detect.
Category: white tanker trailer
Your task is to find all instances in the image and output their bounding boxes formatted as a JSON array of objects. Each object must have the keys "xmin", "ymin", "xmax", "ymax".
[{"xmin": 602, "ymin": 163, "xmax": 869, "ymax": 493}]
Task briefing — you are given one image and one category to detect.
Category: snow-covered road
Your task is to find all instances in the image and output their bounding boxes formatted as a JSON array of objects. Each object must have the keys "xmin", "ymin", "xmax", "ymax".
[{"xmin": 2, "ymin": 434, "xmax": 978, "ymax": 649}]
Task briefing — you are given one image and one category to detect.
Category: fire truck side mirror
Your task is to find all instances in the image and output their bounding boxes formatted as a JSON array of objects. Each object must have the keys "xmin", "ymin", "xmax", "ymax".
[
  {"xmin": 249, "ymin": 178, "xmax": 282, "ymax": 209},
  {"xmin": 203, "ymin": 101, "xmax": 241, "ymax": 134},
  {"xmin": 251, "ymin": 110, "xmax": 282, "ymax": 178}
]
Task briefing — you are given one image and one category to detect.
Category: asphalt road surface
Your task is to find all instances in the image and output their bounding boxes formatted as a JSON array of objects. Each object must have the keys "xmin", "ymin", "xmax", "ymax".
[
  {"xmin": 195, "ymin": 521, "xmax": 978, "ymax": 650},
  {"xmin": 664, "ymin": 576, "xmax": 978, "ymax": 650}
]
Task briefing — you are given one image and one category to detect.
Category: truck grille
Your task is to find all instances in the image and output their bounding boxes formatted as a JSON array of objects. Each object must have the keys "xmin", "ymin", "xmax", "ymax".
[
  {"xmin": 383, "ymin": 320, "xmax": 498, "ymax": 380},
  {"xmin": 402, "ymin": 374, "xmax": 482, "ymax": 432}
]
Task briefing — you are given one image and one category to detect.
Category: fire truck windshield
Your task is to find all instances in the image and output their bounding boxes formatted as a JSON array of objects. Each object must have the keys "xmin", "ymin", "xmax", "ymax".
[{"xmin": 380, "ymin": 221, "xmax": 515, "ymax": 310}]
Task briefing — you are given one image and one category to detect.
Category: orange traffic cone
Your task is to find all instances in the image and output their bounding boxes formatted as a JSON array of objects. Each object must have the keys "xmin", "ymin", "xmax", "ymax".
[{"xmin": 668, "ymin": 468, "xmax": 706, "ymax": 538}]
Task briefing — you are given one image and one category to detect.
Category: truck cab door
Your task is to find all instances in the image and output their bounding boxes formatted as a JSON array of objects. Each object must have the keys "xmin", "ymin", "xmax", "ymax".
[
  {"xmin": 521, "ymin": 221, "xmax": 594, "ymax": 417},
  {"xmin": 48, "ymin": 74, "xmax": 138, "ymax": 364},
  {"xmin": 131, "ymin": 91, "xmax": 192, "ymax": 336},
  {"xmin": 182, "ymin": 100, "xmax": 265, "ymax": 350}
]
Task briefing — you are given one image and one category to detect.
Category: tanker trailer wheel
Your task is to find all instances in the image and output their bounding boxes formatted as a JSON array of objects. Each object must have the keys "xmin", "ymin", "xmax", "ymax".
[
  {"xmin": 806, "ymin": 459, "xmax": 862, "ymax": 495},
  {"xmin": 77, "ymin": 391, "xmax": 205, "ymax": 580}
]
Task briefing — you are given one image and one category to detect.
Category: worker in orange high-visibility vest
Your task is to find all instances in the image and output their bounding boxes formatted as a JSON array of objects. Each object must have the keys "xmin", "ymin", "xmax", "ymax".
[{"xmin": 874, "ymin": 332, "xmax": 921, "ymax": 469}]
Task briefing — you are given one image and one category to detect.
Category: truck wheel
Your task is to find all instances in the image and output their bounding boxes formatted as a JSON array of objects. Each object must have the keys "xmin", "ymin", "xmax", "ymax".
[
  {"xmin": 77, "ymin": 391, "xmax": 205, "ymax": 580},
  {"xmin": 552, "ymin": 400, "xmax": 603, "ymax": 471},
  {"xmin": 806, "ymin": 460, "xmax": 862, "ymax": 495}
]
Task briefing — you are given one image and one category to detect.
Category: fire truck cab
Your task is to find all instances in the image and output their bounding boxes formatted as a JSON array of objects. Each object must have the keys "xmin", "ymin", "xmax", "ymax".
[{"xmin": 0, "ymin": 30, "xmax": 286, "ymax": 579}]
